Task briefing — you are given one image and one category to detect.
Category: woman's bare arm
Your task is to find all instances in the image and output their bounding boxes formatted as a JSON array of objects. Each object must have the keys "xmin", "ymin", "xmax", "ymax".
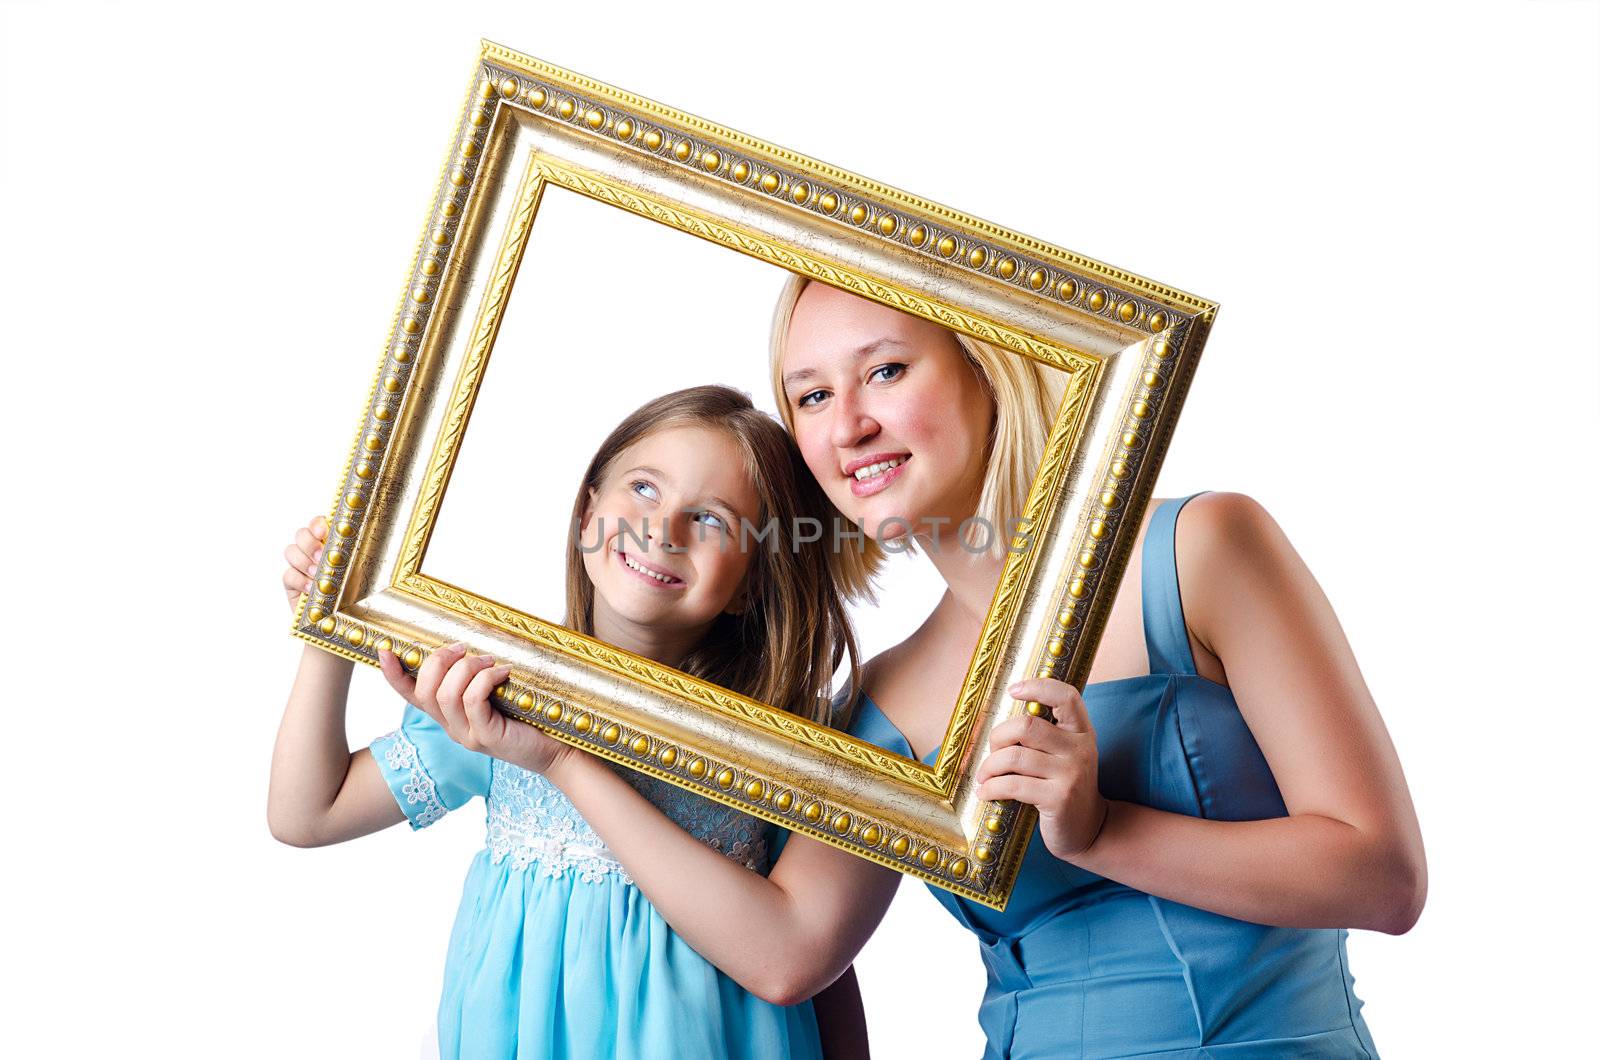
[{"xmin": 982, "ymin": 493, "xmax": 1426, "ymax": 933}]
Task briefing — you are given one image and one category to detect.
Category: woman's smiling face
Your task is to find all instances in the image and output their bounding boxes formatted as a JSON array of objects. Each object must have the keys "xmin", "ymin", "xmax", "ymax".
[
  {"xmin": 779, "ymin": 282, "xmax": 995, "ymax": 545},
  {"xmin": 579, "ymin": 424, "xmax": 760, "ymax": 640}
]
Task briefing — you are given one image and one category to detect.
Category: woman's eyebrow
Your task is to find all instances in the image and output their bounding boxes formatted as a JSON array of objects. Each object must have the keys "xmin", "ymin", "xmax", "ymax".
[
  {"xmin": 781, "ymin": 366, "xmax": 818, "ymax": 393},
  {"xmin": 781, "ymin": 338, "xmax": 908, "ymax": 392},
  {"xmin": 854, "ymin": 337, "xmax": 907, "ymax": 358}
]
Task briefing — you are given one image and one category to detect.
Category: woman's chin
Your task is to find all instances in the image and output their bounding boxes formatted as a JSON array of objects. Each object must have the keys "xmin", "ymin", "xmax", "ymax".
[{"xmin": 848, "ymin": 498, "xmax": 924, "ymax": 547}]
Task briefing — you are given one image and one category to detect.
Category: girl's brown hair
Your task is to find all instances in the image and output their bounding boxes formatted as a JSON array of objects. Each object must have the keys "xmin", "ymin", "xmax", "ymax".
[{"xmin": 564, "ymin": 385, "xmax": 860, "ymax": 726}]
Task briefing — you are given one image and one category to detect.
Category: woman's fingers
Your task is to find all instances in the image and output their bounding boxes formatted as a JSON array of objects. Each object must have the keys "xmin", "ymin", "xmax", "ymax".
[
  {"xmin": 1007, "ymin": 678, "xmax": 1092, "ymax": 733},
  {"xmin": 989, "ymin": 712, "xmax": 1077, "ymax": 755},
  {"xmin": 976, "ymin": 774, "xmax": 1054, "ymax": 807},
  {"xmin": 975, "ymin": 744, "xmax": 1060, "ymax": 785}
]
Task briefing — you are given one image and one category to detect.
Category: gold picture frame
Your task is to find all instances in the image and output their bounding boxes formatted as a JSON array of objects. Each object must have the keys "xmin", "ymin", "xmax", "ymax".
[{"xmin": 291, "ymin": 40, "xmax": 1217, "ymax": 908}]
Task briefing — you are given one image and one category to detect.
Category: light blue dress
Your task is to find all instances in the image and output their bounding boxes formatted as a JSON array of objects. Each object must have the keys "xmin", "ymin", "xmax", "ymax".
[
  {"xmin": 849, "ymin": 494, "xmax": 1380, "ymax": 1059},
  {"xmin": 370, "ymin": 707, "xmax": 822, "ymax": 1060}
]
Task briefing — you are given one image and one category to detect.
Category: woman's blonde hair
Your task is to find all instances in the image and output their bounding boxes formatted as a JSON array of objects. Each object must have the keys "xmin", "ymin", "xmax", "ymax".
[
  {"xmin": 768, "ymin": 274, "xmax": 1066, "ymax": 597},
  {"xmin": 564, "ymin": 385, "xmax": 860, "ymax": 726}
]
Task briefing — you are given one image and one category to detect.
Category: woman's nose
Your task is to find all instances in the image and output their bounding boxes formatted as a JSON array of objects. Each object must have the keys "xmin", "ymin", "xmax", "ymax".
[{"xmin": 829, "ymin": 392, "xmax": 879, "ymax": 450}]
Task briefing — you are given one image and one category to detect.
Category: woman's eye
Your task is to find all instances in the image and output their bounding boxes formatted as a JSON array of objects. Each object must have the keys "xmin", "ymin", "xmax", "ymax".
[
  {"xmin": 869, "ymin": 362, "xmax": 906, "ymax": 384},
  {"xmin": 795, "ymin": 389, "xmax": 827, "ymax": 409},
  {"xmin": 630, "ymin": 481, "xmax": 660, "ymax": 502}
]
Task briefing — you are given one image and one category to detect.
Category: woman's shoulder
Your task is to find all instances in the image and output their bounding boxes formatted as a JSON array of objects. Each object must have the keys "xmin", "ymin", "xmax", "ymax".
[
  {"xmin": 1170, "ymin": 491, "xmax": 1310, "ymax": 665},
  {"xmin": 1171, "ymin": 491, "xmax": 1295, "ymax": 575},
  {"xmin": 853, "ymin": 645, "xmax": 902, "ymax": 706}
]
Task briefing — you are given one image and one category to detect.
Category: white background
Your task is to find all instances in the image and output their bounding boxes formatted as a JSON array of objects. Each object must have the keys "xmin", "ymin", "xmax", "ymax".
[{"xmin": 2, "ymin": 1, "xmax": 1595, "ymax": 1056}]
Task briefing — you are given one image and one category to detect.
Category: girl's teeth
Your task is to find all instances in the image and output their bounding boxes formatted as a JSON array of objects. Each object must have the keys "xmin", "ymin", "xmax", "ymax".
[
  {"xmin": 853, "ymin": 457, "xmax": 904, "ymax": 481},
  {"xmin": 624, "ymin": 553, "xmax": 675, "ymax": 582}
]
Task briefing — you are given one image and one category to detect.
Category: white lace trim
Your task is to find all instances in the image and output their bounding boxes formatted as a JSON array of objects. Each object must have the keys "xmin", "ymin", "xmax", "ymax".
[
  {"xmin": 486, "ymin": 798, "xmax": 635, "ymax": 884},
  {"xmin": 377, "ymin": 728, "xmax": 447, "ymax": 828},
  {"xmin": 483, "ymin": 809, "xmax": 768, "ymax": 882},
  {"xmin": 481, "ymin": 763, "xmax": 770, "ymax": 883}
]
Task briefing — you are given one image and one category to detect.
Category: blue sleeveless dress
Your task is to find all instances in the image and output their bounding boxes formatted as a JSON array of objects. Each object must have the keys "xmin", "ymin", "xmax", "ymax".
[
  {"xmin": 370, "ymin": 708, "xmax": 821, "ymax": 1060},
  {"xmin": 849, "ymin": 494, "xmax": 1379, "ymax": 1059}
]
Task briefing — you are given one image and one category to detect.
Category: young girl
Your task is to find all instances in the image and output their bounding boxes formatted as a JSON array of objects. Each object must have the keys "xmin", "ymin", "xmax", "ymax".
[{"xmin": 269, "ymin": 385, "xmax": 866, "ymax": 1059}]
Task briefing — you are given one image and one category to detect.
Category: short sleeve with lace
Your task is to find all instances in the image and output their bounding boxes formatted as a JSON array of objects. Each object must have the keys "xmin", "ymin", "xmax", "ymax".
[{"xmin": 370, "ymin": 705, "xmax": 494, "ymax": 830}]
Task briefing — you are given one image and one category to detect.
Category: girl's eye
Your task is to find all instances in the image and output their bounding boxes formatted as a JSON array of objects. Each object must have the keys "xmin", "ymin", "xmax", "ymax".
[
  {"xmin": 869, "ymin": 362, "xmax": 906, "ymax": 384},
  {"xmin": 630, "ymin": 480, "xmax": 660, "ymax": 502},
  {"xmin": 795, "ymin": 388, "xmax": 828, "ymax": 409},
  {"xmin": 693, "ymin": 509, "xmax": 727, "ymax": 532}
]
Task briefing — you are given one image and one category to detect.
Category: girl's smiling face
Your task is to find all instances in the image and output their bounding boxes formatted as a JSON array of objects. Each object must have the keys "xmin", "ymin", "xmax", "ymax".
[
  {"xmin": 579, "ymin": 424, "xmax": 761, "ymax": 651},
  {"xmin": 779, "ymin": 282, "xmax": 995, "ymax": 544}
]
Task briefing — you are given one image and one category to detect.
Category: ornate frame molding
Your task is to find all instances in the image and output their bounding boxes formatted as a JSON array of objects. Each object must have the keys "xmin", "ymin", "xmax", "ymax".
[{"xmin": 291, "ymin": 42, "xmax": 1217, "ymax": 907}]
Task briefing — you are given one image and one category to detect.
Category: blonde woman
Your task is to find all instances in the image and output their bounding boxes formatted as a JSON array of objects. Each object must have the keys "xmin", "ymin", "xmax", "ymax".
[{"xmin": 769, "ymin": 276, "xmax": 1424, "ymax": 1058}]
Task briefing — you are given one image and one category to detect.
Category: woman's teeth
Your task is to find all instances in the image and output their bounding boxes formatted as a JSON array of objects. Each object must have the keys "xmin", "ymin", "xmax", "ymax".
[
  {"xmin": 853, "ymin": 457, "xmax": 905, "ymax": 482},
  {"xmin": 622, "ymin": 552, "xmax": 678, "ymax": 583}
]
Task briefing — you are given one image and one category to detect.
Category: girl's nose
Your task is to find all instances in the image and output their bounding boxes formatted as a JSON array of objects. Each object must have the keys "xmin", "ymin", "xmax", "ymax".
[{"xmin": 650, "ymin": 511, "xmax": 686, "ymax": 553}]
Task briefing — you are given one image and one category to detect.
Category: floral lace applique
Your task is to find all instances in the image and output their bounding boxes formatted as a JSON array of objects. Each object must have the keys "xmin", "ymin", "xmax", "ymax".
[
  {"xmin": 486, "ymin": 762, "xmax": 633, "ymax": 884},
  {"xmin": 484, "ymin": 760, "xmax": 771, "ymax": 880},
  {"xmin": 374, "ymin": 727, "xmax": 447, "ymax": 828}
]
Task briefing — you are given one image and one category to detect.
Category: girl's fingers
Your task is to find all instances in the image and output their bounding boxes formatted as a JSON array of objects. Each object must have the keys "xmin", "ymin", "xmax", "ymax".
[
  {"xmin": 282, "ymin": 565, "xmax": 309, "ymax": 596},
  {"xmin": 414, "ymin": 643, "xmax": 467, "ymax": 706},
  {"xmin": 295, "ymin": 526, "xmax": 323, "ymax": 560},
  {"xmin": 975, "ymin": 745, "xmax": 1060, "ymax": 785},
  {"xmin": 377, "ymin": 649, "xmax": 418, "ymax": 700},
  {"xmin": 284, "ymin": 543, "xmax": 313, "ymax": 577},
  {"xmin": 436, "ymin": 654, "xmax": 493, "ymax": 718},
  {"xmin": 463, "ymin": 665, "xmax": 513, "ymax": 726},
  {"xmin": 1007, "ymin": 678, "xmax": 1092, "ymax": 733},
  {"xmin": 310, "ymin": 514, "xmax": 328, "ymax": 541}
]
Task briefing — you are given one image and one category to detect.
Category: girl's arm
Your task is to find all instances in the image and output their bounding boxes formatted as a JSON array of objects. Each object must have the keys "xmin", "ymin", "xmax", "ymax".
[
  {"xmin": 378, "ymin": 645, "xmax": 899, "ymax": 1007},
  {"xmin": 549, "ymin": 747, "xmax": 896, "ymax": 1006},
  {"xmin": 267, "ymin": 517, "xmax": 405, "ymax": 847},
  {"xmin": 980, "ymin": 492, "xmax": 1427, "ymax": 934}
]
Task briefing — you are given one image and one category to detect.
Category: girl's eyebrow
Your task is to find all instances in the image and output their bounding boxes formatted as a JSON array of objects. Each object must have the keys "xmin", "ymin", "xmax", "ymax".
[
  {"xmin": 700, "ymin": 494, "xmax": 747, "ymax": 522},
  {"xmin": 781, "ymin": 338, "xmax": 908, "ymax": 394},
  {"xmin": 625, "ymin": 465, "xmax": 745, "ymax": 523}
]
